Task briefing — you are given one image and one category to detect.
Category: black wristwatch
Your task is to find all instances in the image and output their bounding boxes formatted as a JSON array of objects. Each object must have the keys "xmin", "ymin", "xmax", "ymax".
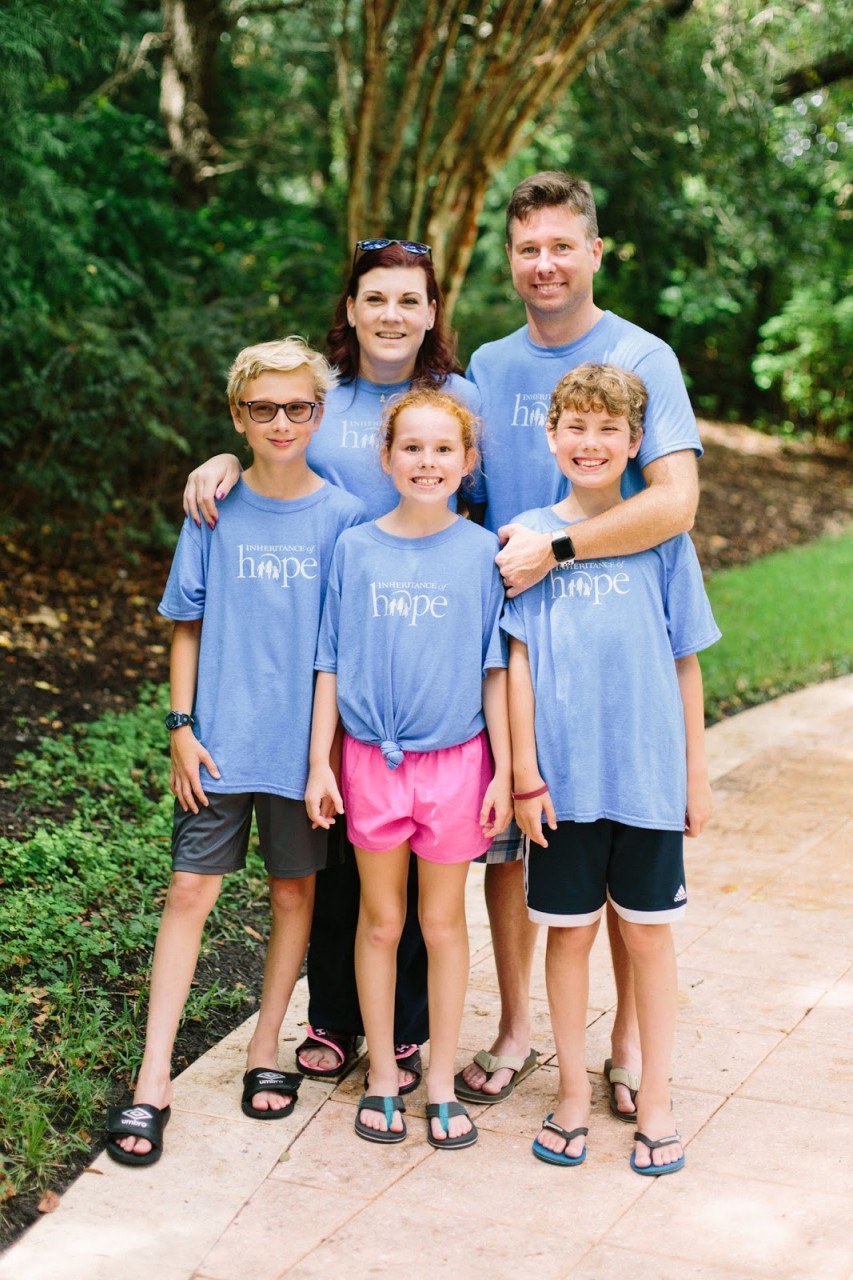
[
  {"xmin": 165, "ymin": 711, "xmax": 195, "ymax": 732},
  {"xmin": 551, "ymin": 532, "xmax": 576, "ymax": 565}
]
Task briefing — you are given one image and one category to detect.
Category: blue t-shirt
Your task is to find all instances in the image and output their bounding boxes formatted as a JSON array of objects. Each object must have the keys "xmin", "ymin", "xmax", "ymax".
[
  {"xmin": 466, "ymin": 312, "xmax": 702, "ymax": 531},
  {"xmin": 159, "ymin": 477, "xmax": 365, "ymax": 797},
  {"xmin": 308, "ymin": 373, "xmax": 482, "ymax": 520},
  {"xmin": 315, "ymin": 517, "xmax": 507, "ymax": 762},
  {"xmin": 501, "ymin": 506, "xmax": 720, "ymax": 830}
]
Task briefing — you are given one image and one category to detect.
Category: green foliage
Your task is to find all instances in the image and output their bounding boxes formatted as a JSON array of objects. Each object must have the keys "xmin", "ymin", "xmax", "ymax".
[
  {"xmin": 0, "ymin": 686, "xmax": 268, "ymax": 1224},
  {"xmin": 1, "ymin": 0, "xmax": 850, "ymax": 540},
  {"xmin": 753, "ymin": 281, "xmax": 853, "ymax": 438},
  {"xmin": 460, "ymin": 0, "xmax": 851, "ymax": 428},
  {"xmin": 702, "ymin": 530, "xmax": 853, "ymax": 719}
]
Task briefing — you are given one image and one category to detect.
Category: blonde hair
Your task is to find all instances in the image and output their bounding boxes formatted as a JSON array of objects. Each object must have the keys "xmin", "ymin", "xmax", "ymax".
[
  {"xmin": 380, "ymin": 386, "xmax": 481, "ymax": 466},
  {"xmin": 226, "ymin": 336, "xmax": 337, "ymax": 405},
  {"xmin": 547, "ymin": 364, "xmax": 647, "ymax": 441}
]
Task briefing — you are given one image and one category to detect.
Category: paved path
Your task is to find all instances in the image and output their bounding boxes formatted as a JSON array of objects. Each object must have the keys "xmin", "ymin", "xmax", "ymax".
[{"xmin": 2, "ymin": 677, "xmax": 852, "ymax": 1280}]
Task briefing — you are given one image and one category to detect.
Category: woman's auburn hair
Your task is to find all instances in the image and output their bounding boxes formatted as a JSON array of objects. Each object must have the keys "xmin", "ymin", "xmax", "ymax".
[{"xmin": 325, "ymin": 242, "xmax": 462, "ymax": 385}]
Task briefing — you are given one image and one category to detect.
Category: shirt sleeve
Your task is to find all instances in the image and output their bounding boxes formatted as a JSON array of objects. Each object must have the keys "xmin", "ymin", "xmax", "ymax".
[
  {"xmin": 158, "ymin": 519, "xmax": 206, "ymax": 620},
  {"xmin": 663, "ymin": 538, "xmax": 721, "ymax": 659},
  {"xmin": 314, "ymin": 544, "xmax": 343, "ymax": 672},
  {"xmin": 482, "ymin": 559, "xmax": 509, "ymax": 671}
]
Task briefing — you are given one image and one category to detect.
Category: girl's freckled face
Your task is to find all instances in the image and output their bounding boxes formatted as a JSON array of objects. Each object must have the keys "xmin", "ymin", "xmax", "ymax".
[{"xmin": 382, "ymin": 406, "xmax": 474, "ymax": 503}]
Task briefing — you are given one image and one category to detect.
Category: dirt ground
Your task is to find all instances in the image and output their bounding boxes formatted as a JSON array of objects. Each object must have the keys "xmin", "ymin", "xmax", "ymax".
[{"xmin": 2, "ymin": 423, "xmax": 851, "ymax": 810}]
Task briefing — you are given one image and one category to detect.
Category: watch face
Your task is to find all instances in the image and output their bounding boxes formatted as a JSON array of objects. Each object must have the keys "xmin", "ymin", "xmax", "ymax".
[
  {"xmin": 165, "ymin": 712, "xmax": 193, "ymax": 730},
  {"xmin": 552, "ymin": 534, "xmax": 576, "ymax": 563}
]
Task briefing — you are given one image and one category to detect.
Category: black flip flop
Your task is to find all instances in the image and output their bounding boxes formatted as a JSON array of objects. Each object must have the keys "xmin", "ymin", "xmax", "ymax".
[
  {"xmin": 426, "ymin": 1101, "xmax": 478, "ymax": 1150},
  {"xmin": 241, "ymin": 1068, "xmax": 301, "ymax": 1119},
  {"xmin": 354, "ymin": 1094, "xmax": 407, "ymax": 1144},
  {"xmin": 105, "ymin": 1103, "xmax": 171, "ymax": 1167}
]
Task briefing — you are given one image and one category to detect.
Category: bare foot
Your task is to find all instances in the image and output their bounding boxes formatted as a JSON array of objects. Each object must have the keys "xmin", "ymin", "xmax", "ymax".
[
  {"xmin": 633, "ymin": 1103, "xmax": 684, "ymax": 1171},
  {"xmin": 357, "ymin": 1073, "xmax": 405, "ymax": 1136},
  {"xmin": 534, "ymin": 1094, "xmax": 590, "ymax": 1162},
  {"xmin": 459, "ymin": 1035, "xmax": 532, "ymax": 1096},
  {"xmin": 428, "ymin": 1103, "xmax": 474, "ymax": 1144},
  {"xmin": 244, "ymin": 1041, "xmax": 294, "ymax": 1115},
  {"xmin": 115, "ymin": 1068, "xmax": 172, "ymax": 1158},
  {"xmin": 298, "ymin": 1042, "xmax": 341, "ymax": 1073}
]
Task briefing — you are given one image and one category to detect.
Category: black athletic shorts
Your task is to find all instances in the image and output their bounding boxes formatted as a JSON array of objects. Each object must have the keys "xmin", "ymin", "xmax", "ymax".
[{"xmin": 523, "ymin": 818, "xmax": 686, "ymax": 927}]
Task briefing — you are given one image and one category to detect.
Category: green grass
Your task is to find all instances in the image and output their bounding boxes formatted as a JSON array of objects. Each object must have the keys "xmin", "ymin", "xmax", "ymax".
[
  {"xmin": 702, "ymin": 529, "xmax": 853, "ymax": 719},
  {"xmin": 0, "ymin": 686, "xmax": 268, "ymax": 1232}
]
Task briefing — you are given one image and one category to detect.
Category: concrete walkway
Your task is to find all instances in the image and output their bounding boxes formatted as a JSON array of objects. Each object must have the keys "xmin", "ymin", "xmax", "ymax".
[{"xmin": 2, "ymin": 676, "xmax": 852, "ymax": 1280}]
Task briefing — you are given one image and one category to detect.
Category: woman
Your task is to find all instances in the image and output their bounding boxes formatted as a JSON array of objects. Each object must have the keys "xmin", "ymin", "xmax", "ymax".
[{"xmin": 182, "ymin": 239, "xmax": 481, "ymax": 1090}]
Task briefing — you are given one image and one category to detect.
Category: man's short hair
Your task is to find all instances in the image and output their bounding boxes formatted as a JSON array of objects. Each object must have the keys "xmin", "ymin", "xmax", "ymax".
[
  {"xmin": 505, "ymin": 171, "xmax": 599, "ymax": 246},
  {"xmin": 226, "ymin": 336, "xmax": 337, "ymax": 405},
  {"xmin": 547, "ymin": 364, "xmax": 647, "ymax": 442}
]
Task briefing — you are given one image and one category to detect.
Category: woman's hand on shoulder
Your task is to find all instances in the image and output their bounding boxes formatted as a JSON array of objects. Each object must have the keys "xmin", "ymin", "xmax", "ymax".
[{"xmin": 183, "ymin": 454, "xmax": 243, "ymax": 528}]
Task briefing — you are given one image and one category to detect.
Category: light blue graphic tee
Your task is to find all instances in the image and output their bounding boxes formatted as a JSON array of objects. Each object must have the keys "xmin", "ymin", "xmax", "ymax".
[
  {"xmin": 315, "ymin": 517, "xmax": 507, "ymax": 764},
  {"xmin": 501, "ymin": 507, "xmax": 720, "ymax": 830},
  {"xmin": 159, "ymin": 478, "xmax": 365, "ymax": 797},
  {"xmin": 308, "ymin": 373, "xmax": 481, "ymax": 520},
  {"xmin": 466, "ymin": 311, "xmax": 702, "ymax": 531}
]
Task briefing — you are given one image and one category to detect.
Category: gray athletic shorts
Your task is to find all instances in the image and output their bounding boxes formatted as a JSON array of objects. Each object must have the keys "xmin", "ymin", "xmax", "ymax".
[
  {"xmin": 171, "ymin": 792, "xmax": 327, "ymax": 879},
  {"xmin": 523, "ymin": 819, "xmax": 686, "ymax": 927},
  {"xmin": 476, "ymin": 818, "xmax": 525, "ymax": 865}
]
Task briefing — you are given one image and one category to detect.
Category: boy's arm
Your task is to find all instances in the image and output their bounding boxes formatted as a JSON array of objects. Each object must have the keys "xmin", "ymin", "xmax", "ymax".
[
  {"xmin": 480, "ymin": 668, "xmax": 512, "ymax": 838},
  {"xmin": 508, "ymin": 637, "xmax": 557, "ymax": 847},
  {"xmin": 497, "ymin": 450, "xmax": 699, "ymax": 596},
  {"xmin": 676, "ymin": 652, "xmax": 712, "ymax": 837},
  {"xmin": 183, "ymin": 454, "xmax": 243, "ymax": 529},
  {"xmin": 305, "ymin": 671, "xmax": 344, "ymax": 830},
  {"xmin": 169, "ymin": 620, "xmax": 221, "ymax": 813}
]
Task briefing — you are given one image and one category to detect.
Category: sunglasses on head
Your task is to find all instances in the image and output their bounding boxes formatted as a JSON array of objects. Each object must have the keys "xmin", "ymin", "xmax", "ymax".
[{"xmin": 352, "ymin": 238, "xmax": 432, "ymax": 270}]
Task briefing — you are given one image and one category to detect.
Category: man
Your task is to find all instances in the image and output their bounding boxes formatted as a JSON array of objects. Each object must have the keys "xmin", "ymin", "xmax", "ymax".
[{"xmin": 455, "ymin": 171, "xmax": 700, "ymax": 1114}]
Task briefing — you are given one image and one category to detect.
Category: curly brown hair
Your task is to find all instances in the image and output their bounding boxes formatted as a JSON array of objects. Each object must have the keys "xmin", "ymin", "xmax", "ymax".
[
  {"xmin": 547, "ymin": 364, "xmax": 647, "ymax": 441},
  {"xmin": 326, "ymin": 242, "xmax": 462, "ymax": 385}
]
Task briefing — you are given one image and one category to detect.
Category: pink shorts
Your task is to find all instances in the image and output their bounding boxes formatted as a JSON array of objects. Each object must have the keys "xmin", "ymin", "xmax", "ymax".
[{"xmin": 341, "ymin": 731, "xmax": 494, "ymax": 864}]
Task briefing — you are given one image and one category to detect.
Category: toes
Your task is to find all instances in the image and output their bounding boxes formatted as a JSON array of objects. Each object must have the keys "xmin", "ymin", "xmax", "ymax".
[{"xmin": 481, "ymin": 1069, "xmax": 512, "ymax": 1095}]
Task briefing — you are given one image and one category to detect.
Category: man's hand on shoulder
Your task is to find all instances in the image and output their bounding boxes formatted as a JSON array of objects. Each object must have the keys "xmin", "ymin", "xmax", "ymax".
[{"xmin": 495, "ymin": 524, "xmax": 555, "ymax": 597}]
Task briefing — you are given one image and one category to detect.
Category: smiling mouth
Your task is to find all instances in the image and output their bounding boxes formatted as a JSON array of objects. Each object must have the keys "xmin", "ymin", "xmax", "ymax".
[
  {"xmin": 573, "ymin": 457, "xmax": 606, "ymax": 469},
  {"xmin": 412, "ymin": 477, "xmax": 442, "ymax": 486}
]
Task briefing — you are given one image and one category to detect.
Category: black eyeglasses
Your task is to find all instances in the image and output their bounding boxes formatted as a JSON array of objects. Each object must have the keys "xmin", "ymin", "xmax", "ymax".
[
  {"xmin": 237, "ymin": 400, "xmax": 319, "ymax": 424},
  {"xmin": 353, "ymin": 238, "xmax": 432, "ymax": 269}
]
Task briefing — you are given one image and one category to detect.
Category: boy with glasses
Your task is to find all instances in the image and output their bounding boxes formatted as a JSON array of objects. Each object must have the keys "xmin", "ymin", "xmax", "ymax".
[{"xmin": 105, "ymin": 337, "xmax": 365, "ymax": 1167}]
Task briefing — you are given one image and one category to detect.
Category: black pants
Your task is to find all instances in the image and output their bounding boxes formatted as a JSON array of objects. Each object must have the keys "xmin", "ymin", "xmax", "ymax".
[{"xmin": 306, "ymin": 828, "xmax": 430, "ymax": 1044}]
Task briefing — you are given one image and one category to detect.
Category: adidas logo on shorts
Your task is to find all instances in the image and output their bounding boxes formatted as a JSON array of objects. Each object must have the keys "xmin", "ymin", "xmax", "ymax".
[{"xmin": 674, "ymin": 884, "xmax": 687, "ymax": 903}]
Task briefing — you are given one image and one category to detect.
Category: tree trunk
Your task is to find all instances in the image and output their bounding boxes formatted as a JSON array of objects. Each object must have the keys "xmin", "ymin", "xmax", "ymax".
[
  {"xmin": 160, "ymin": 0, "xmax": 229, "ymax": 204},
  {"xmin": 333, "ymin": 0, "xmax": 670, "ymax": 318}
]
